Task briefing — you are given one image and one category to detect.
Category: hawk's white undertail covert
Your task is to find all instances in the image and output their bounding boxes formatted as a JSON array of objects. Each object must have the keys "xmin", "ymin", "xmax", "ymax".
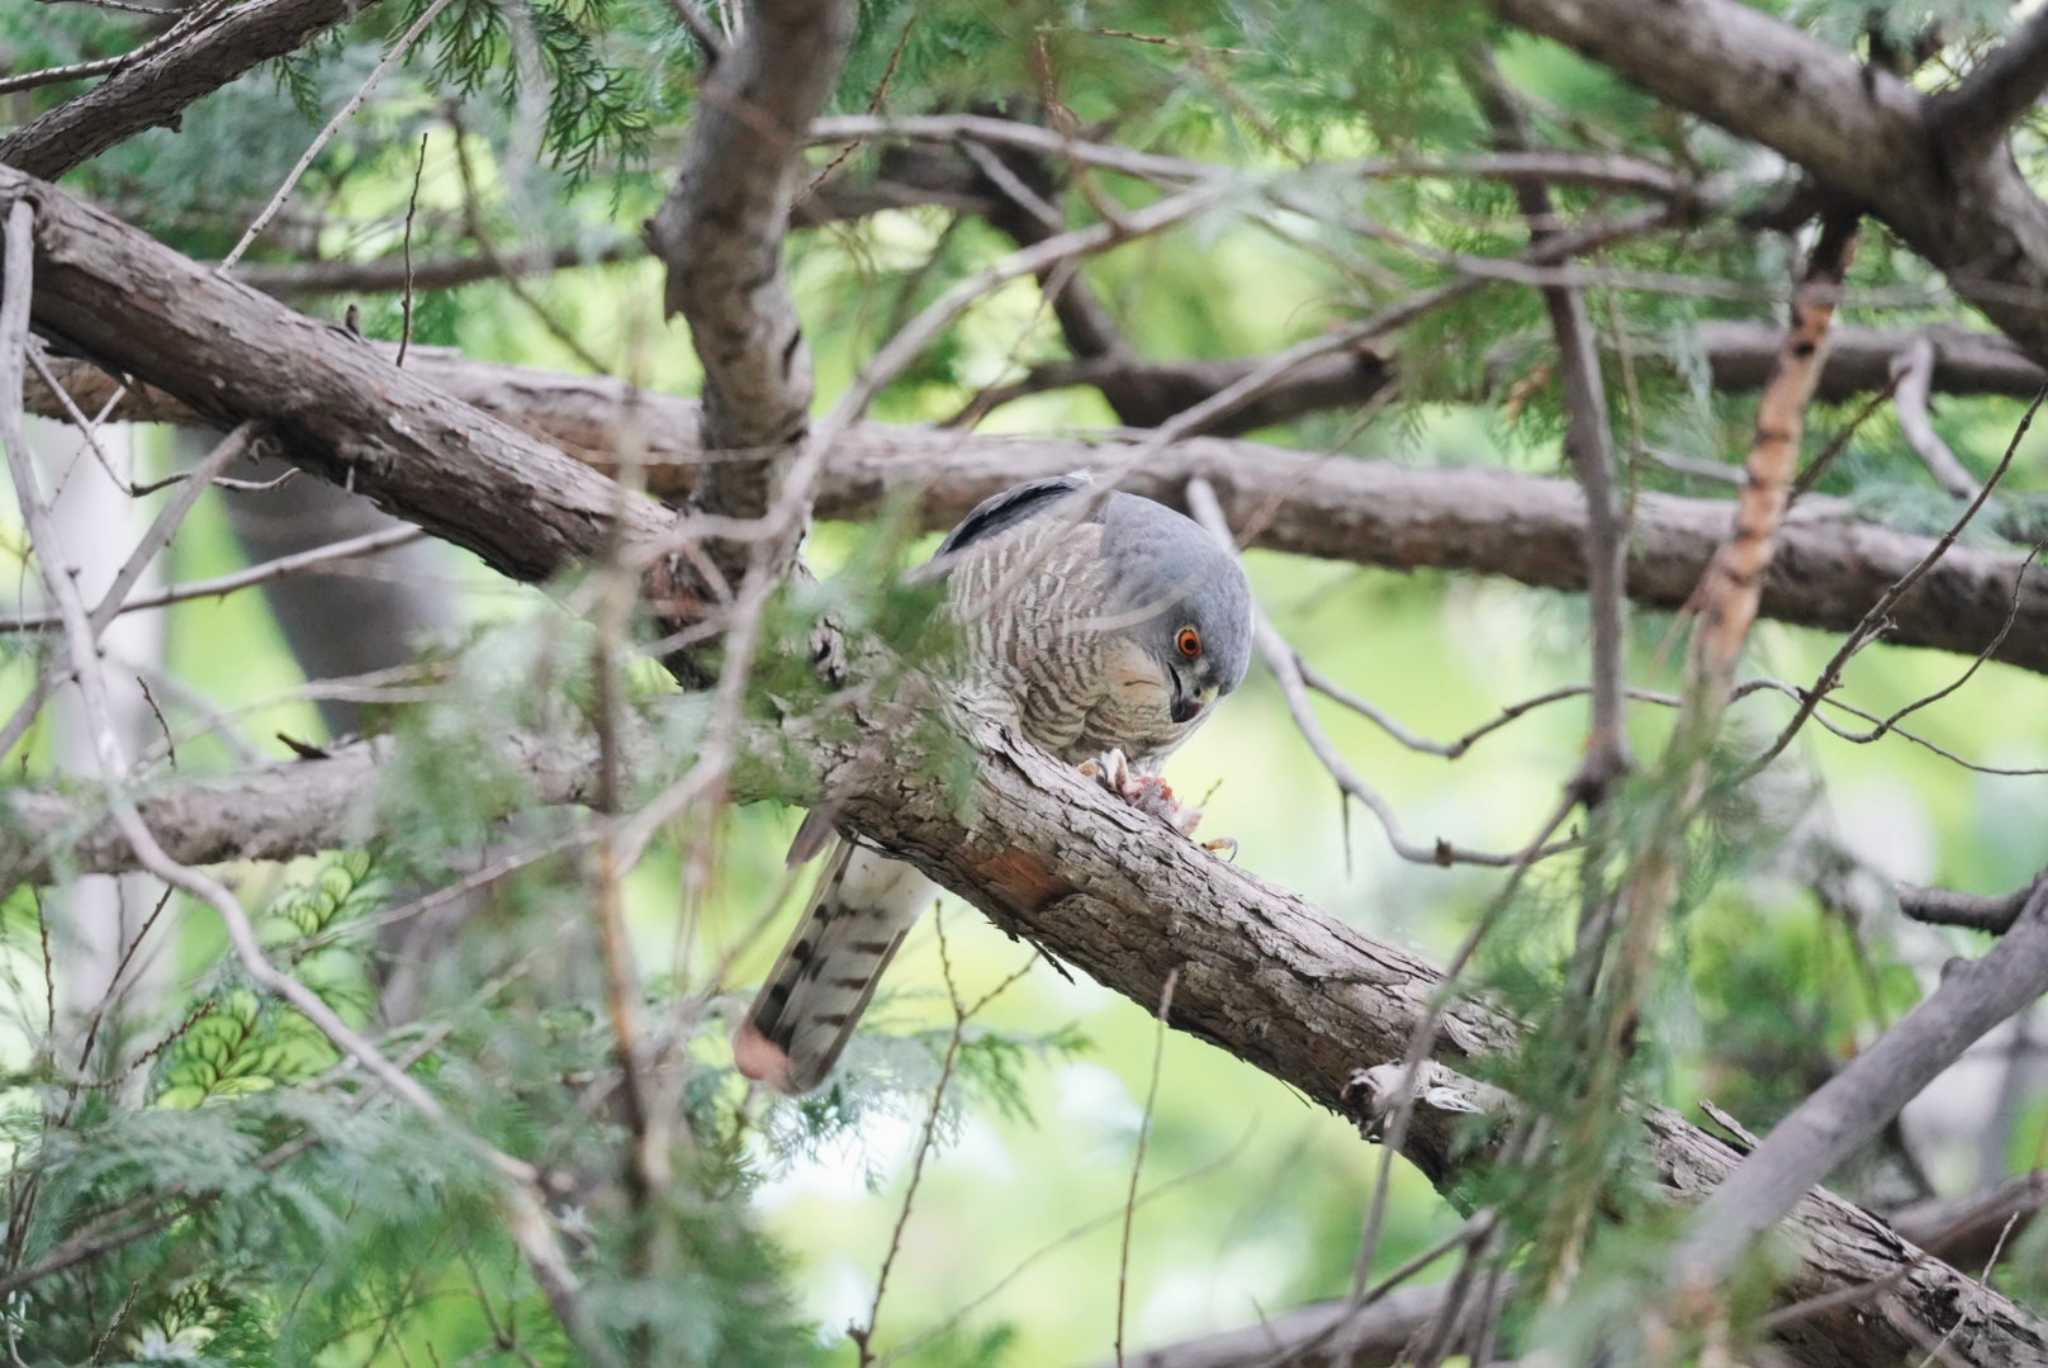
[{"xmin": 733, "ymin": 475, "xmax": 1253, "ymax": 1094}]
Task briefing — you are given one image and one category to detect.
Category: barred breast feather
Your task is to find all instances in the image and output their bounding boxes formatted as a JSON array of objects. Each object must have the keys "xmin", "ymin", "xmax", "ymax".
[{"xmin": 734, "ymin": 476, "xmax": 1207, "ymax": 1094}]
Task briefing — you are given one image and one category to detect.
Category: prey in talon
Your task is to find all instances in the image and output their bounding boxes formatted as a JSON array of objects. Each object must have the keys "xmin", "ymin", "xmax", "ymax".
[{"xmin": 1080, "ymin": 747, "xmax": 1208, "ymax": 838}]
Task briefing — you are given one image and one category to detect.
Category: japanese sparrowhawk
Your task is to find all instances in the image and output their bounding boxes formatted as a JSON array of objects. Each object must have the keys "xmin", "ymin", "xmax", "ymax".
[{"xmin": 733, "ymin": 474, "xmax": 1253, "ymax": 1094}]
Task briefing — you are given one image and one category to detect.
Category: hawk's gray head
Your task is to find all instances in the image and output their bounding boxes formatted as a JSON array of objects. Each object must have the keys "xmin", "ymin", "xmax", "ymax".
[
  {"xmin": 1096, "ymin": 491, "xmax": 1252, "ymax": 726},
  {"xmin": 934, "ymin": 473, "xmax": 1255, "ymax": 734}
]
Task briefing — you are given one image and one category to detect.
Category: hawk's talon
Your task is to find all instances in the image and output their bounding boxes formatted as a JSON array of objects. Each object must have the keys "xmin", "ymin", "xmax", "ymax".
[
  {"xmin": 1081, "ymin": 749, "xmax": 1206, "ymax": 838},
  {"xmin": 1202, "ymin": 836, "xmax": 1239, "ymax": 861}
]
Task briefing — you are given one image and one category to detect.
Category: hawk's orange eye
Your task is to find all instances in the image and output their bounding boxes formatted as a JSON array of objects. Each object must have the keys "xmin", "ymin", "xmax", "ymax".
[{"xmin": 1176, "ymin": 626, "xmax": 1202, "ymax": 658}]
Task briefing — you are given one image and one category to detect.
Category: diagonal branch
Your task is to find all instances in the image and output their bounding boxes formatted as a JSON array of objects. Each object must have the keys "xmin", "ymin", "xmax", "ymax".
[
  {"xmin": 1673, "ymin": 883, "xmax": 2048, "ymax": 1286},
  {"xmin": 1488, "ymin": 0, "xmax": 2048, "ymax": 364},
  {"xmin": 1928, "ymin": 7, "xmax": 2048, "ymax": 154},
  {"xmin": 0, "ymin": 0, "xmax": 389, "ymax": 180},
  {"xmin": 0, "ymin": 164, "xmax": 672, "ymax": 585}
]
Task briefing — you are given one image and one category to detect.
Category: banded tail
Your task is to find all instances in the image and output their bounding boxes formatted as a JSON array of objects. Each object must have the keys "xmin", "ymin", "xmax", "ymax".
[{"xmin": 732, "ymin": 839, "xmax": 932, "ymax": 1094}]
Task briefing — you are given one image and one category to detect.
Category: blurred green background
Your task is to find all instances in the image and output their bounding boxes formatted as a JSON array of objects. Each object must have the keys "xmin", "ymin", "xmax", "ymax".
[{"xmin": 7, "ymin": 3, "xmax": 2048, "ymax": 1360}]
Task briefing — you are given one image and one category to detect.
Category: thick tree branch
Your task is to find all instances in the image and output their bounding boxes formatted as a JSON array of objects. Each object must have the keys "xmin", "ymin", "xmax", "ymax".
[
  {"xmin": 1698, "ymin": 322, "xmax": 2045, "ymax": 400},
  {"xmin": 0, "ymin": 732, "xmax": 604, "ymax": 886},
  {"xmin": 29, "ymin": 342, "xmax": 2048, "ymax": 677},
  {"xmin": 1898, "ymin": 871, "xmax": 2045, "ymax": 935},
  {"xmin": 1928, "ymin": 8, "xmax": 2048, "ymax": 155},
  {"xmin": 0, "ymin": 166, "xmax": 673, "ymax": 585},
  {"xmin": 1489, "ymin": 0, "xmax": 2048, "ymax": 362},
  {"xmin": 1892, "ymin": 1170, "xmax": 2046, "ymax": 1273},
  {"xmin": 646, "ymin": 0, "xmax": 851, "ymax": 495},
  {"xmin": 0, "ymin": 0, "xmax": 388, "ymax": 180},
  {"xmin": 5, "ymin": 697, "xmax": 2043, "ymax": 1363}
]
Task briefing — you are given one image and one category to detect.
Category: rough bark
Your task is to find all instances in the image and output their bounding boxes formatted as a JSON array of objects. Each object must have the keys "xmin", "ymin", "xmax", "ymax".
[
  {"xmin": 0, "ymin": 166, "xmax": 673, "ymax": 585},
  {"xmin": 0, "ymin": 731, "xmax": 601, "ymax": 886},
  {"xmin": 28, "ymin": 344, "xmax": 2048, "ymax": 677},
  {"xmin": 5, "ymin": 697, "xmax": 2042, "ymax": 1363},
  {"xmin": 1699, "ymin": 322, "xmax": 2045, "ymax": 401},
  {"xmin": 0, "ymin": 0, "xmax": 388, "ymax": 181},
  {"xmin": 645, "ymin": 0, "xmax": 851, "ymax": 497}
]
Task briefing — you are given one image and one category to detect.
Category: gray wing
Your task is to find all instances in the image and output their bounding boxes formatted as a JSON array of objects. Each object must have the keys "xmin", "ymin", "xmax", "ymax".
[{"xmin": 933, "ymin": 473, "xmax": 1095, "ymax": 560}]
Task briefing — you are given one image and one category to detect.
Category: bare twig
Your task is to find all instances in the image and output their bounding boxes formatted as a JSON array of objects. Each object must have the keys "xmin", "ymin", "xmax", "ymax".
[
  {"xmin": 1115, "ymin": 970, "xmax": 1177, "ymax": 1368},
  {"xmin": 882, "ymin": 1125, "xmax": 1258, "ymax": 1368},
  {"xmin": 1466, "ymin": 49, "xmax": 1632, "ymax": 801},
  {"xmin": 1189, "ymin": 480, "xmax": 1573, "ymax": 869},
  {"xmin": 590, "ymin": 430, "xmax": 670, "ymax": 1273},
  {"xmin": 1827, "ymin": 542, "xmax": 2042, "ymax": 748},
  {"xmin": 446, "ymin": 112, "xmax": 613, "ymax": 376},
  {"xmin": 0, "ymin": 525, "xmax": 427, "ymax": 633},
  {"xmin": 397, "ymin": 133, "xmax": 429, "ymax": 368},
  {"xmin": 0, "ymin": 0, "xmax": 230, "ymax": 97},
  {"xmin": 1742, "ymin": 385, "xmax": 2045, "ymax": 780},
  {"xmin": 1344, "ymin": 793, "xmax": 1575, "ymax": 1296},
  {"xmin": 1787, "ymin": 374, "xmax": 1901, "ymax": 502},
  {"xmin": 1891, "ymin": 337, "xmax": 1981, "ymax": 499},
  {"xmin": 858, "ymin": 914, "xmax": 1037, "ymax": 1364},
  {"xmin": 1673, "ymin": 881, "xmax": 2048, "ymax": 1286},
  {"xmin": 220, "ymin": 0, "xmax": 459, "ymax": 271},
  {"xmin": 92, "ymin": 424, "xmax": 258, "ymax": 633},
  {"xmin": 234, "ymin": 234, "xmax": 643, "ymax": 298}
]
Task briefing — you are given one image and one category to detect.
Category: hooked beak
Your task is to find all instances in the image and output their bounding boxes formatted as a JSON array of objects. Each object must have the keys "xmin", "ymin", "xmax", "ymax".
[{"xmin": 1171, "ymin": 679, "xmax": 1218, "ymax": 725}]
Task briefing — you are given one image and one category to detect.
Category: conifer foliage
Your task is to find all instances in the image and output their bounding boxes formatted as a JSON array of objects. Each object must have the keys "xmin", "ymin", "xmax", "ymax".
[{"xmin": 4, "ymin": 0, "xmax": 2048, "ymax": 1363}]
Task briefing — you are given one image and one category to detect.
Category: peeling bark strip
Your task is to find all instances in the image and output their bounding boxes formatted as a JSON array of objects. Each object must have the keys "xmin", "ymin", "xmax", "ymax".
[
  {"xmin": 1544, "ymin": 219, "xmax": 1864, "ymax": 1308},
  {"xmin": 0, "ymin": 166, "xmax": 671, "ymax": 584},
  {"xmin": 1692, "ymin": 216, "xmax": 1858, "ymax": 699}
]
